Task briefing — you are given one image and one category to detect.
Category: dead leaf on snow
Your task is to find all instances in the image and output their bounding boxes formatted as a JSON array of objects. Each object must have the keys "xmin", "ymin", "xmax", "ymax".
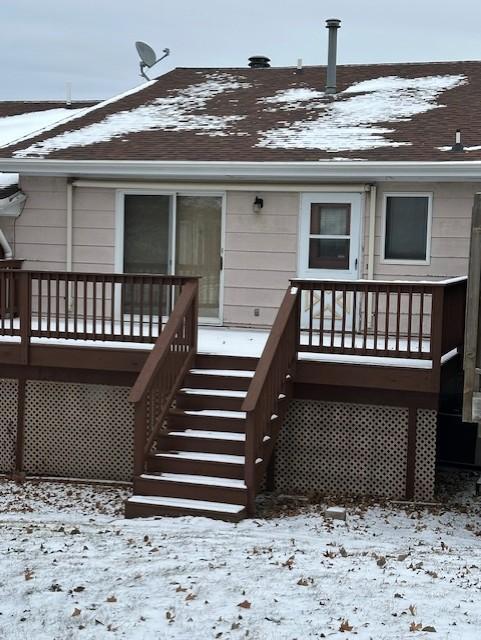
[
  {"xmin": 339, "ymin": 619, "xmax": 353, "ymax": 632},
  {"xmin": 410, "ymin": 622, "xmax": 422, "ymax": 632},
  {"xmin": 106, "ymin": 595, "xmax": 117, "ymax": 603},
  {"xmin": 237, "ymin": 600, "xmax": 251, "ymax": 609},
  {"xmin": 24, "ymin": 568, "xmax": 34, "ymax": 581},
  {"xmin": 72, "ymin": 608, "xmax": 81, "ymax": 617},
  {"xmin": 422, "ymin": 626, "xmax": 436, "ymax": 632}
]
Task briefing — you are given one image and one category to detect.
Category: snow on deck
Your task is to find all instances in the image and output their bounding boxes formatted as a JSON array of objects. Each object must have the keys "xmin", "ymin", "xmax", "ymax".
[
  {"xmin": 0, "ymin": 321, "xmax": 452, "ymax": 369},
  {"xmin": 257, "ymin": 74, "xmax": 467, "ymax": 152},
  {"xmin": 0, "ymin": 473, "xmax": 480, "ymax": 638}
]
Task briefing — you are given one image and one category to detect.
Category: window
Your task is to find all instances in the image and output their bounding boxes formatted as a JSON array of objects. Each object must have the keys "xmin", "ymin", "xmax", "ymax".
[
  {"xmin": 308, "ymin": 203, "xmax": 351, "ymax": 270},
  {"xmin": 382, "ymin": 194, "xmax": 432, "ymax": 263}
]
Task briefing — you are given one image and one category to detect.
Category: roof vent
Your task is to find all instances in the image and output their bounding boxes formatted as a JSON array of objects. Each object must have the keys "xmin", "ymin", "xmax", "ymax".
[
  {"xmin": 325, "ymin": 18, "xmax": 341, "ymax": 94},
  {"xmin": 452, "ymin": 128, "xmax": 464, "ymax": 152},
  {"xmin": 248, "ymin": 56, "xmax": 271, "ymax": 69}
]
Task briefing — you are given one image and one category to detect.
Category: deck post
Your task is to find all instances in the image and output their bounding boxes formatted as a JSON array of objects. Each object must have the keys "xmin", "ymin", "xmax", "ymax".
[
  {"xmin": 14, "ymin": 377, "xmax": 26, "ymax": 481},
  {"xmin": 429, "ymin": 287, "xmax": 445, "ymax": 392},
  {"xmin": 133, "ymin": 398, "xmax": 148, "ymax": 477},
  {"xmin": 244, "ymin": 412, "xmax": 257, "ymax": 515},
  {"xmin": 17, "ymin": 271, "xmax": 31, "ymax": 365}
]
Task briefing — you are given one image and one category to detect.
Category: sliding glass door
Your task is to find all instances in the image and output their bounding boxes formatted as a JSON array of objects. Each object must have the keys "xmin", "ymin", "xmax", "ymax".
[{"xmin": 122, "ymin": 193, "xmax": 223, "ymax": 321}]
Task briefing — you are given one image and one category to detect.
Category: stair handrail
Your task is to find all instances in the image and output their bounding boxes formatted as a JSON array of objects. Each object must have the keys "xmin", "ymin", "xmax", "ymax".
[
  {"xmin": 241, "ymin": 286, "xmax": 299, "ymax": 513},
  {"xmin": 129, "ymin": 279, "xmax": 199, "ymax": 476}
]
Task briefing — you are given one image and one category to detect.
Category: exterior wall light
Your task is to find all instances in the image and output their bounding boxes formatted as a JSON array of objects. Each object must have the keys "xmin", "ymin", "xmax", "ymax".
[{"xmin": 253, "ymin": 196, "xmax": 264, "ymax": 213}]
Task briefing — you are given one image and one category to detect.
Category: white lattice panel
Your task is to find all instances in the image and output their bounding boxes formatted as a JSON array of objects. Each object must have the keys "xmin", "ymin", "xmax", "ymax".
[
  {"xmin": 275, "ymin": 400, "xmax": 409, "ymax": 498},
  {"xmin": 23, "ymin": 381, "xmax": 134, "ymax": 481},
  {"xmin": 0, "ymin": 378, "xmax": 17, "ymax": 474},
  {"xmin": 414, "ymin": 409, "xmax": 437, "ymax": 500}
]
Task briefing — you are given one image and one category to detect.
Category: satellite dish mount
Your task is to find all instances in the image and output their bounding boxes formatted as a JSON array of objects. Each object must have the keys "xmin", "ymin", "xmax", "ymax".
[{"xmin": 135, "ymin": 41, "xmax": 170, "ymax": 81}]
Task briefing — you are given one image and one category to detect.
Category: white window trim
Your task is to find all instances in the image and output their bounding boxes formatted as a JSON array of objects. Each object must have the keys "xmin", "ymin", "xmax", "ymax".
[{"xmin": 380, "ymin": 191, "xmax": 433, "ymax": 266}]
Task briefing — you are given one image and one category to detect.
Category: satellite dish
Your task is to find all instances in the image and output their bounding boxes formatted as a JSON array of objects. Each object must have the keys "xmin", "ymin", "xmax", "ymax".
[{"xmin": 135, "ymin": 41, "xmax": 170, "ymax": 80}]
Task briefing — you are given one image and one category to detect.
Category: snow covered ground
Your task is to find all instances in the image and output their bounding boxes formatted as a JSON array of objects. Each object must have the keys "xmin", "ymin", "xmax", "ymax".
[{"xmin": 1, "ymin": 473, "xmax": 481, "ymax": 639}]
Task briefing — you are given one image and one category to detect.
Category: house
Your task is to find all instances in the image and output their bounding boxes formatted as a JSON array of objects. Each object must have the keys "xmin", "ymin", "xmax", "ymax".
[{"xmin": 0, "ymin": 21, "xmax": 474, "ymax": 519}]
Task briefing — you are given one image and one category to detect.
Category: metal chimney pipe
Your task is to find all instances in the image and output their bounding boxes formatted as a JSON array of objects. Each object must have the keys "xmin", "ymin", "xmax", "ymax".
[{"xmin": 325, "ymin": 18, "xmax": 341, "ymax": 95}]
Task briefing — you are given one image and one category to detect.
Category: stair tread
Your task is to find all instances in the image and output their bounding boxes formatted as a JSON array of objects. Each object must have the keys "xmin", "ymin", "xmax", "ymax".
[
  {"xmin": 153, "ymin": 450, "xmax": 245, "ymax": 463},
  {"xmin": 183, "ymin": 409, "xmax": 246, "ymax": 418},
  {"xmin": 139, "ymin": 472, "xmax": 247, "ymax": 489},
  {"xmin": 180, "ymin": 388, "xmax": 247, "ymax": 398},
  {"xmin": 189, "ymin": 369, "xmax": 255, "ymax": 378},
  {"xmin": 168, "ymin": 430, "xmax": 245, "ymax": 441},
  {"xmin": 126, "ymin": 495, "xmax": 245, "ymax": 514}
]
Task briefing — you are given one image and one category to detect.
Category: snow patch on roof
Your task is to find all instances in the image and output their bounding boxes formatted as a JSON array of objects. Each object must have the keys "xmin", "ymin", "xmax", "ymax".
[
  {"xmin": 438, "ymin": 144, "xmax": 481, "ymax": 151},
  {"xmin": 261, "ymin": 87, "xmax": 326, "ymax": 110},
  {"xmin": 13, "ymin": 74, "xmax": 251, "ymax": 158},
  {"xmin": 257, "ymin": 74, "xmax": 467, "ymax": 152},
  {"xmin": 0, "ymin": 108, "xmax": 84, "ymax": 148}
]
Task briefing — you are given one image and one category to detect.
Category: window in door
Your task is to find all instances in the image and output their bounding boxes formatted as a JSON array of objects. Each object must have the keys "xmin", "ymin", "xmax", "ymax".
[{"xmin": 308, "ymin": 203, "xmax": 351, "ymax": 270}]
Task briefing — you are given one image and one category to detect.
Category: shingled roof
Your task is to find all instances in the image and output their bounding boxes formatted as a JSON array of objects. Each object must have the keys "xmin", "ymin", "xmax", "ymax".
[
  {"xmin": 1, "ymin": 62, "xmax": 480, "ymax": 162},
  {"xmin": 0, "ymin": 100, "xmax": 99, "ymax": 198}
]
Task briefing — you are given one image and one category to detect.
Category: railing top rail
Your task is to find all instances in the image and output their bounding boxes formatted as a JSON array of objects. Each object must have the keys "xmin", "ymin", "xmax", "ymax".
[
  {"xmin": 291, "ymin": 276, "xmax": 467, "ymax": 287},
  {"xmin": 241, "ymin": 286, "xmax": 298, "ymax": 413},
  {"xmin": 0, "ymin": 269, "xmax": 199, "ymax": 282},
  {"xmin": 129, "ymin": 280, "xmax": 198, "ymax": 404}
]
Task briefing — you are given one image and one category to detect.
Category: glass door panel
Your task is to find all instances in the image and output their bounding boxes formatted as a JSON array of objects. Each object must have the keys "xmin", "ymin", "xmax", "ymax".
[
  {"xmin": 175, "ymin": 195, "xmax": 222, "ymax": 319},
  {"xmin": 123, "ymin": 194, "xmax": 171, "ymax": 315}
]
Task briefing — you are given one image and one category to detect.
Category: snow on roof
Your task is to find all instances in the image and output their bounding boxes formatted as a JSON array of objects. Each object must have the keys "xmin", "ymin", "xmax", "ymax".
[
  {"xmin": 0, "ymin": 62, "xmax": 476, "ymax": 163},
  {"xmin": 257, "ymin": 74, "xmax": 467, "ymax": 152},
  {"xmin": 13, "ymin": 74, "xmax": 251, "ymax": 158},
  {"xmin": 0, "ymin": 108, "xmax": 86, "ymax": 148}
]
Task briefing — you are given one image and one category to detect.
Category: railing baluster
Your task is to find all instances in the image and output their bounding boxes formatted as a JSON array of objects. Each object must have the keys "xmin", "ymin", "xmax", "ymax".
[
  {"xmin": 384, "ymin": 286, "xmax": 390, "ymax": 352},
  {"xmin": 373, "ymin": 286, "xmax": 379, "ymax": 353},
  {"xmin": 395, "ymin": 286, "xmax": 401, "ymax": 355},
  {"xmin": 419, "ymin": 288, "xmax": 425, "ymax": 355},
  {"xmin": 407, "ymin": 290, "xmax": 413, "ymax": 355}
]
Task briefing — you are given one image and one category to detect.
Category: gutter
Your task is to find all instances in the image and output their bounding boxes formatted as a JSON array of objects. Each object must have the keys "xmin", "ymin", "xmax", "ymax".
[{"xmin": 0, "ymin": 159, "xmax": 481, "ymax": 182}]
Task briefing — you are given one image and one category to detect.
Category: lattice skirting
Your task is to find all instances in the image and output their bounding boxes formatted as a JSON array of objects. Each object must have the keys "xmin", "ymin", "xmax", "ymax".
[
  {"xmin": 0, "ymin": 378, "xmax": 18, "ymax": 474},
  {"xmin": 23, "ymin": 381, "xmax": 134, "ymax": 481},
  {"xmin": 274, "ymin": 400, "xmax": 437, "ymax": 500}
]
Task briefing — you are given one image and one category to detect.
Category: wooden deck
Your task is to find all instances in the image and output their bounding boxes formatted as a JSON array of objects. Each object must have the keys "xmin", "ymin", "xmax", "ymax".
[{"xmin": 0, "ymin": 268, "xmax": 467, "ymax": 519}]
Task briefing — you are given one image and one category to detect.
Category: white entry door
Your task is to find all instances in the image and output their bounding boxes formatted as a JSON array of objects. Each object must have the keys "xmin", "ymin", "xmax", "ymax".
[{"xmin": 298, "ymin": 193, "xmax": 362, "ymax": 331}]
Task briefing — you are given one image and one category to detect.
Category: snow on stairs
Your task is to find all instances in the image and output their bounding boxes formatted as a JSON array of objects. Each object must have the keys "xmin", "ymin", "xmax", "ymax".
[{"xmin": 125, "ymin": 355, "xmax": 258, "ymax": 522}]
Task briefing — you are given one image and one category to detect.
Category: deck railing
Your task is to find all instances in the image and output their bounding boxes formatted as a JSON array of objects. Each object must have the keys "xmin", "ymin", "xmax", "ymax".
[
  {"xmin": 128, "ymin": 279, "xmax": 198, "ymax": 476},
  {"xmin": 292, "ymin": 277, "xmax": 467, "ymax": 361},
  {"xmin": 242, "ymin": 286, "xmax": 299, "ymax": 514},
  {"xmin": 0, "ymin": 269, "xmax": 196, "ymax": 350}
]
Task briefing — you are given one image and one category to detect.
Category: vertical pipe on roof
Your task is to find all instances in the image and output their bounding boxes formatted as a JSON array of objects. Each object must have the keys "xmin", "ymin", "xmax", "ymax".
[{"xmin": 325, "ymin": 19, "xmax": 341, "ymax": 95}]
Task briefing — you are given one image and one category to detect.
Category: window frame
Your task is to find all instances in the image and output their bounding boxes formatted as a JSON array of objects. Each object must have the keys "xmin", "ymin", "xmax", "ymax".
[{"xmin": 380, "ymin": 192, "xmax": 433, "ymax": 266}]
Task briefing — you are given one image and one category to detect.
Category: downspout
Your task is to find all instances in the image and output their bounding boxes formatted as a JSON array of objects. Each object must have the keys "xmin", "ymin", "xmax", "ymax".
[
  {"xmin": 367, "ymin": 184, "xmax": 377, "ymax": 281},
  {"xmin": 0, "ymin": 229, "xmax": 13, "ymax": 259},
  {"xmin": 367, "ymin": 184, "xmax": 377, "ymax": 327},
  {"xmin": 66, "ymin": 178, "xmax": 73, "ymax": 272}
]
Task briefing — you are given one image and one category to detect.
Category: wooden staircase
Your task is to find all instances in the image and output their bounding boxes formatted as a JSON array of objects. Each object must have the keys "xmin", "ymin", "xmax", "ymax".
[
  {"xmin": 125, "ymin": 356, "xmax": 257, "ymax": 521},
  {"xmin": 125, "ymin": 283, "xmax": 299, "ymax": 521}
]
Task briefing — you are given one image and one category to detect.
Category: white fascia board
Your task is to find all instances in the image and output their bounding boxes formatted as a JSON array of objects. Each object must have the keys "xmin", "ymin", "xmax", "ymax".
[{"xmin": 0, "ymin": 159, "xmax": 481, "ymax": 182}]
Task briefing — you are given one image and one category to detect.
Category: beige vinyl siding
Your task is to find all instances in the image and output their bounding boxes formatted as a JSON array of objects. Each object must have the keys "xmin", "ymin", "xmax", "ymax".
[
  {"xmin": 3, "ymin": 177, "xmax": 477, "ymax": 329},
  {"xmin": 11, "ymin": 177, "xmax": 116, "ymax": 273},
  {"xmin": 14, "ymin": 176, "xmax": 68, "ymax": 270},
  {"xmin": 71, "ymin": 187, "xmax": 115, "ymax": 271},
  {"xmin": 223, "ymin": 191, "xmax": 298, "ymax": 327}
]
